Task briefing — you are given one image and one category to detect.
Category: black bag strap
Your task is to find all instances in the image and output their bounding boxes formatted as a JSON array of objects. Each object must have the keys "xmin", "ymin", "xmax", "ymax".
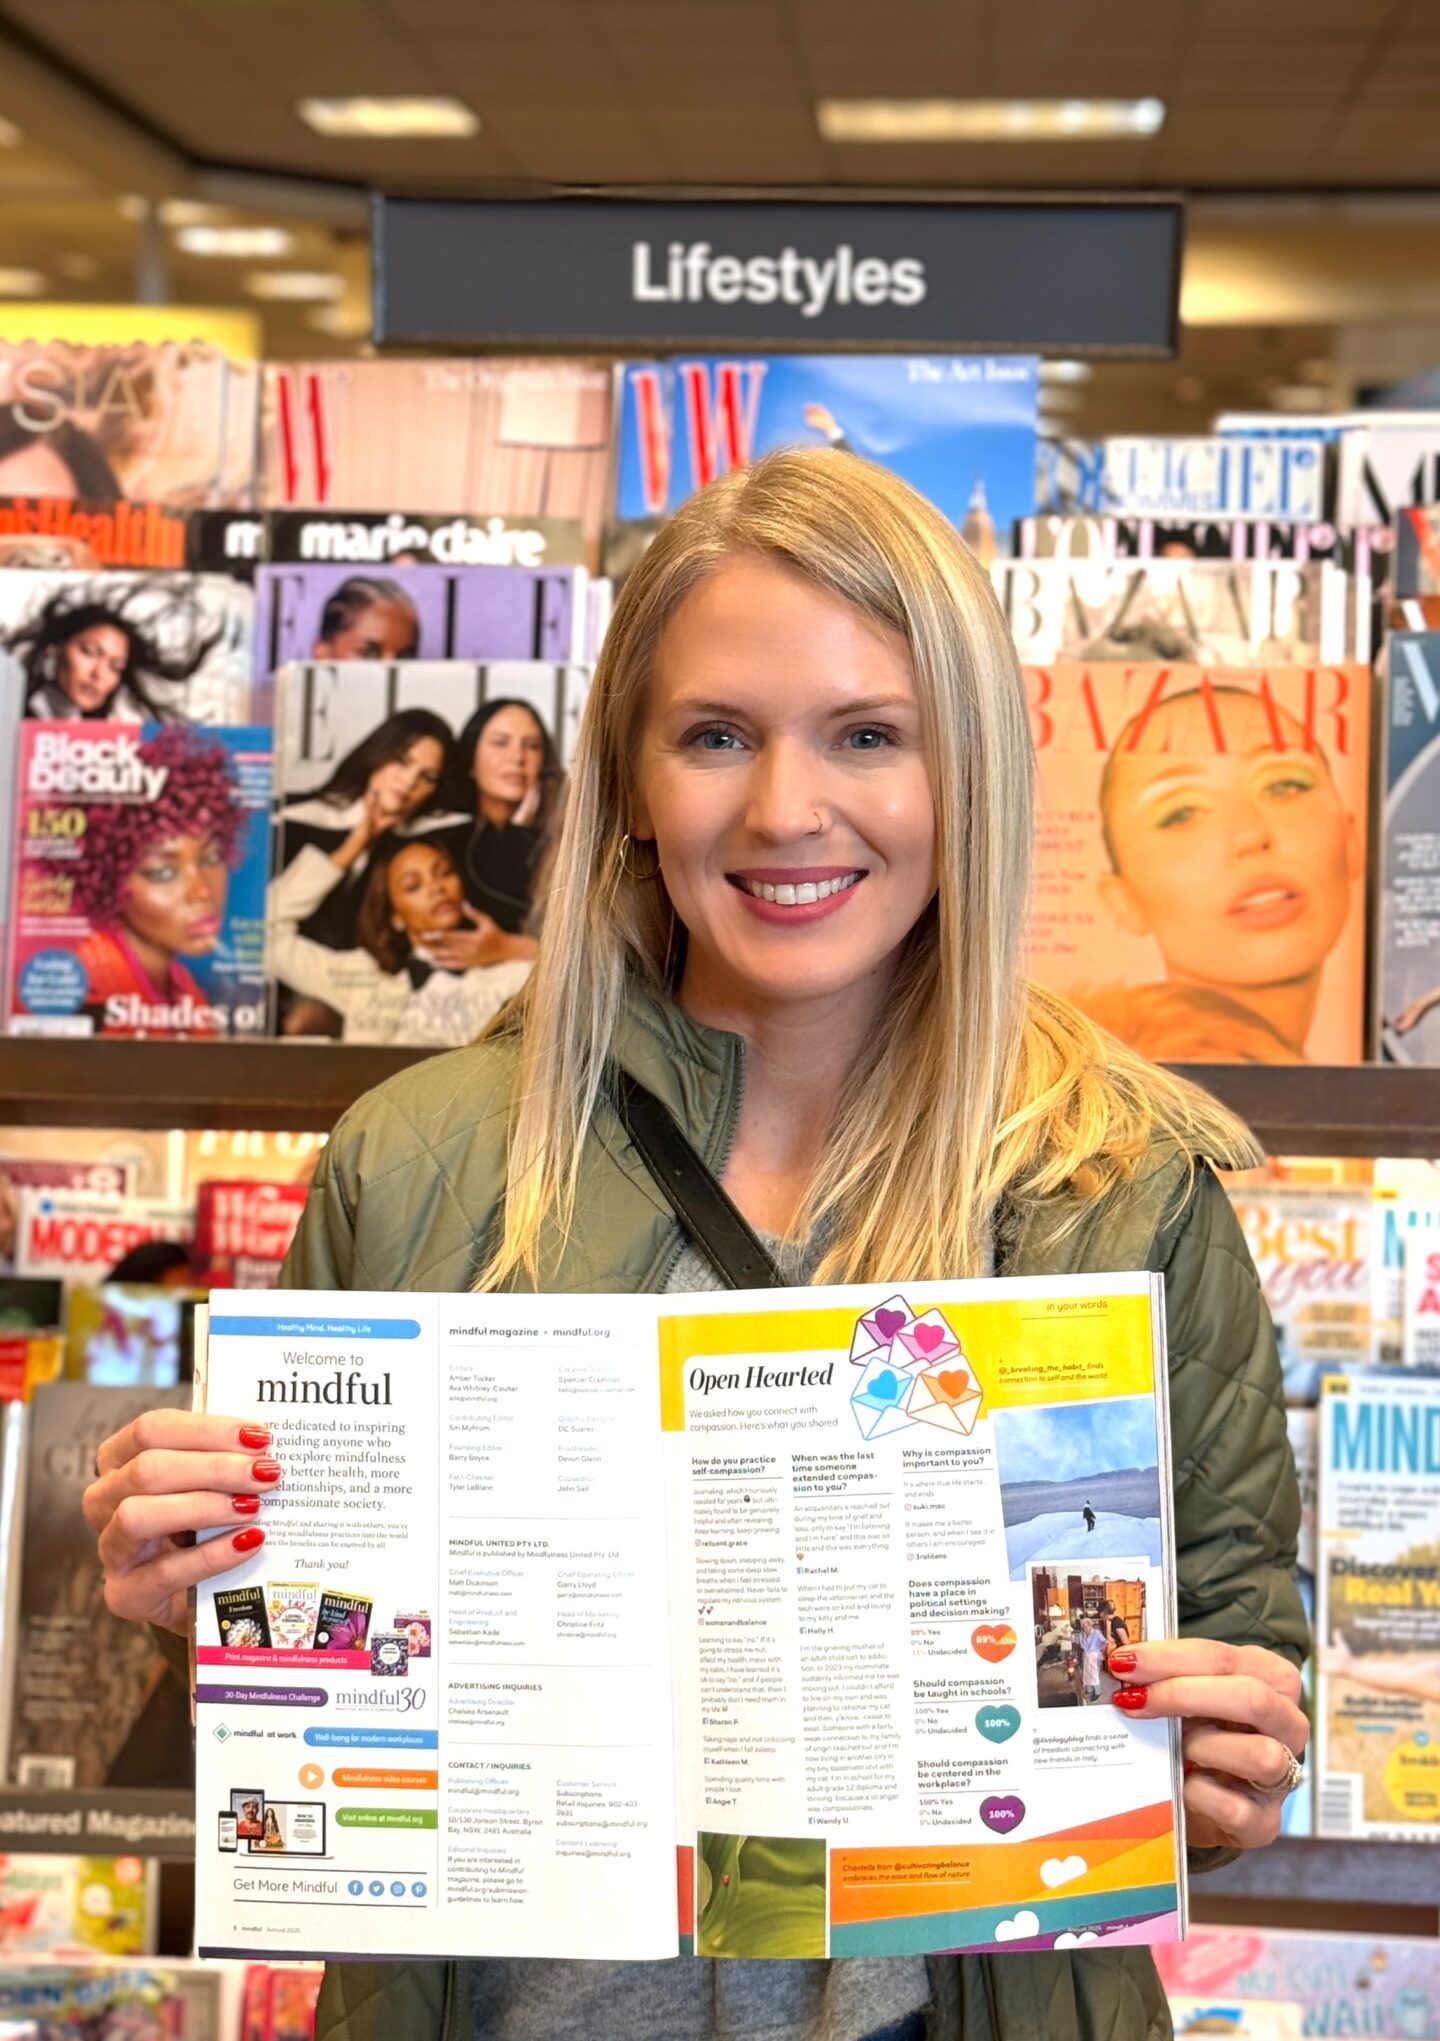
[{"xmin": 609, "ymin": 1066, "xmax": 783, "ymax": 1290}]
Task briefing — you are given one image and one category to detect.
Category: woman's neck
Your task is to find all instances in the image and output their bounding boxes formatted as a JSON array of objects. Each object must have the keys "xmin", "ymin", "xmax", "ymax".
[
  {"xmin": 477, "ymin": 795, "xmax": 517, "ymax": 829},
  {"xmin": 1171, "ymin": 964, "xmax": 1322, "ymax": 1055},
  {"xmin": 677, "ymin": 960, "xmax": 892, "ymax": 1238},
  {"xmin": 115, "ymin": 924, "xmax": 174, "ymax": 997}
]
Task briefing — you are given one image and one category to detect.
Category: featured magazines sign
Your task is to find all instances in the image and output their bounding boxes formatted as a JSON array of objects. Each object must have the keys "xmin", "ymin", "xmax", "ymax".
[{"xmin": 372, "ymin": 195, "xmax": 1182, "ymax": 355}]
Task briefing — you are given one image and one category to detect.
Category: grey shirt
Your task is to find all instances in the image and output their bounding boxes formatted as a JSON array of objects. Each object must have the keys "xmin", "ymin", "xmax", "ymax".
[{"xmin": 469, "ymin": 1233, "xmax": 932, "ymax": 2040}]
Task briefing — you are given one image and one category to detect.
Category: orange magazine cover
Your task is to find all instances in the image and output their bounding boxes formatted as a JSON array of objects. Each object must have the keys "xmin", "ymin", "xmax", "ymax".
[{"xmin": 1024, "ymin": 661, "xmax": 1371, "ymax": 1064}]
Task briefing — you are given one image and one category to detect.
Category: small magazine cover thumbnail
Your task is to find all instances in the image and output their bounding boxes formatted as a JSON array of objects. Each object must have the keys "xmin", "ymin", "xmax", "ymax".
[
  {"xmin": 1393, "ymin": 505, "xmax": 1440, "ymax": 599},
  {"xmin": 0, "ymin": 570, "xmax": 255, "ymax": 725},
  {"xmin": 616, "ymin": 354, "xmax": 1038, "ymax": 558},
  {"xmin": 1224, "ymin": 1187, "xmax": 1371, "ymax": 1404},
  {"xmin": 6, "ymin": 722, "xmax": 271, "ymax": 1038},
  {"xmin": 1315, "ymin": 1372, "xmax": 1440, "ymax": 1843},
  {"xmin": 259, "ymin": 357, "xmax": 615, "ymax": 566},
  {"xmin": 269, "ymin": 660, "xmax": 588, "ymax": 1040},
  {"xmin": 13, "ymin": 1190, "xmax": 193, "ymax": 1286},
  {"xmin": 1378, "ymin": 630, "xmax": 1440, "ymax": 1064},
  {"xmin": 0, "ymin": 337, "xmax": 260, "ymax": 507},
  {"xmin": 993, "ymin": 557, "xmax": 1349, "ymax": 666},
  {"xmin": 192, "ymin": 1180, "xmax": 309, "ymax": 1288},
  {"xmin": 252, "ymin": 560, "xmax": 591, "ymax": 715},
  {"xmin": 1026, "ymin": 661, "xmax": 1371, "ymax": 1063}
]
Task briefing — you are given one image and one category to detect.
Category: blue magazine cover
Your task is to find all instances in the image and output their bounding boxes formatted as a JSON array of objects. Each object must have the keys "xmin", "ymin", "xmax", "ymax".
[{"xmin": 615, "ymin": 355, "xmax": 1038, "ymax": 554}]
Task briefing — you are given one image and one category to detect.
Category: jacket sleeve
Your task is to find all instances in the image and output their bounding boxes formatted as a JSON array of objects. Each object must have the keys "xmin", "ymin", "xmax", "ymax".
[
  {"xmin": 266, "ymin": 846, "xmax": 377, "ymax": 1021},
  {"xmin": 1162, "ymin": 1164, "xmax": 1309, "ymax": 1670},
  {"xmin": 277, "ymin": 1127, "xmax": 358, "ymax": 1291}
]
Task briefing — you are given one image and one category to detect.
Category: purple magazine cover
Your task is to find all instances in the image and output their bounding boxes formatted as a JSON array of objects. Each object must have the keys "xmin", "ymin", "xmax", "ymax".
[{"xmin": 253, "ymin": 562, "xmax": 587, "ymax": 716}]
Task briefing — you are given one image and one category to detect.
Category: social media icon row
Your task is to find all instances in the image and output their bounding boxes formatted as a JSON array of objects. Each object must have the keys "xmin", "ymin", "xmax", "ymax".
[{"xmin": 347, "ymin": 1879, "xmax": 427, "ymax": 1899}]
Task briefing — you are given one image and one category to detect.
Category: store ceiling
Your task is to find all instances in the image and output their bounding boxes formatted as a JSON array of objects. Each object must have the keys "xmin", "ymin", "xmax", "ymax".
[{"xmin": 1, "ymin": 0, "xmax": 1438, "ymax": 192}]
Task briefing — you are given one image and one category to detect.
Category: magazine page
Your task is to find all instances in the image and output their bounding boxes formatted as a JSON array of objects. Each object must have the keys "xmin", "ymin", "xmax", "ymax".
[
  {"xmin": 659, "ymin": 1271, "xmax": 1180, "ymax": 1959},
  {"xmin": 1315, "ymin": 1372, "xmax": 1440, "ymax": 1842},
  {"xmin": 7, "ymin": 722, "xmax": 271, "ymax": 1040},
  {"xmin": 194, "ymin": 1289, "xmax": 680, "ymax": 1962},
  {"xmin": 1378, "ymin": 630, "xmax": 1440, "ymax": 1065},
  {"xmin": 1022, "ymin": 660, "xmax": 1372, "ymax": 1064}
]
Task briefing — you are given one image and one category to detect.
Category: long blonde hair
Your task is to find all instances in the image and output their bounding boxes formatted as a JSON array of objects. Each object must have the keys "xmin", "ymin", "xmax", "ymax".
[{"xmin": 480, "ymin": 448, "xmax": 1254, "ymax": 1289}]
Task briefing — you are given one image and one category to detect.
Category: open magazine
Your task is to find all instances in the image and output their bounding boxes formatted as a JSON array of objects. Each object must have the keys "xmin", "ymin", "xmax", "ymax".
[{"xmin": 194, "ymin": 1275, "xmax": 1183, "ymax": 1963}]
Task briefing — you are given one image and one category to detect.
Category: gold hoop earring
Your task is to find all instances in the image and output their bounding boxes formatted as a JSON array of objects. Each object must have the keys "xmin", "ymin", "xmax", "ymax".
[{"xmin": 617, "ymin": 832, "xmax": 662, "ymax": 882}]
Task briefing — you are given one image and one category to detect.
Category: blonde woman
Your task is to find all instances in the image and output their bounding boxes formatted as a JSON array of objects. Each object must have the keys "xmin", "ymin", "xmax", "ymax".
[{"xmin": 84, "ymin": 450, "xmax": 1307, "ymax": 2041}]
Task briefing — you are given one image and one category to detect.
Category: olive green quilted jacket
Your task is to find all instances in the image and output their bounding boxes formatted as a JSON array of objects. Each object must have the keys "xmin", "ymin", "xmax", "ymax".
[{"xmin": 275, "ymin": 982, "xmax": 1307, "ymax": 2041}]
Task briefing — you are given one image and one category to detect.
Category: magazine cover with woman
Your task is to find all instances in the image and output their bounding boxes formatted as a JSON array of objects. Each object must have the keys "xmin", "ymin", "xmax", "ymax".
[
  {"xmin": 0, "ymin": 339, "xmax": 259, "ymax": 507},
  {"xmin": 0, "ymin": 571, "xmax": 255, "ymax": 727},
  {"xmin": 267, "ymin": 658, "xmax": 589, "ymax": 1042},
  {"xmin": 1025, "ymin": 660, "xmax": 1371, "ymax": 1063},
  {"xmin": 6, "ymin": 721, "xmax": 271, "ymax": 1038},
  {"xmin": 251, "ymin": 561, "xmax": 592, "ymax": 717}
]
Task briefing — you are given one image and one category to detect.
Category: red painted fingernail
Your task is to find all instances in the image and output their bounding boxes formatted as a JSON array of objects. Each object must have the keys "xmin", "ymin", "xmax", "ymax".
[
  {"xmin": 232, "ymin": 1527, "xmax": 265, "ymax": 1553},
  {"xmin": 251, "ymin": 1459, "xmax": 282, "ymax": 1484},
  {"xmin": 238, "ymin": 1424, "xmax": 271, "ymax": 1450},
  {"xmin": 1111, "ymin": 1684, "xmax": 1148, "ymax": 1711},
  {"xmin": 1183, "ymin": 1761, "xmax": 1196, "ymax": 1776},
  {"xmin": 1109, "ymin": 1650, "xmax": 1137, "ymax": 1674},
  {"xmin": 231, "ymin": 1494, "xmax": 260, "ymax": 1516}
]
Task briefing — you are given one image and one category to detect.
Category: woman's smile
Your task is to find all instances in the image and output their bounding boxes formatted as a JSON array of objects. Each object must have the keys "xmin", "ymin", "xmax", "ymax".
[{"xmin": 727, "ymin": 866, "xmax": 867, "ymax": 924}]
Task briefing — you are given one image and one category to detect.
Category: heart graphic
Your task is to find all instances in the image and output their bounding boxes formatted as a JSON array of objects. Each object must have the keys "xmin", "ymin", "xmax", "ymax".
[
  {"xmin": 869, "ymin": 1368, "xmax": 902, "ymax": 1404},
  {"xmin": 971, "ymin": 1623, "xmax": 1017, "ymax": 1664},
  {"xmin": 980, "ymin": 1794, "xmax": 1025, "ymax": 1834},
  {"xmin": 1054, "ymin": 1931, "xmax": 1099, "ymax": 1948},
  {"xmin": 933, "ymin": 1367, "xmax": 970, "ymax": 1403},
  {"xmin": 914, "ymin": 1322, "xmax": 947, "ymax": 1355},
  {"xmin": 1040, "ymin": 1854, "xmax": 1087, "ymax": 1889},
  {"xmin": 875, "ymin": 1308, "xmax": 907, "ymax": 1340},
  {"xmin": 993, "ymin": 1908, "xmax": 1040, "ymax": 1942},
  {"xmin": 976, "ymin": 1704, "xmax": 1020, "ymax": 1745}
]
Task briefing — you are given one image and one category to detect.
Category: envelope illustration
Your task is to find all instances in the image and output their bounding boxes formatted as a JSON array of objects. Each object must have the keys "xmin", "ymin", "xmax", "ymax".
[
  {"xmin": 851, "ymin": 1352, "xmax": 916, "ymax": 1439},
  {"xmin": 905, "ymin": 1360, "xmax": 982, "ymax": 1435},
  {"xmin": 849, "ymin": 1293, "xmax": 915, "ymax": 1366},
  {"xmin": 895, "ymin": 1309, "xmax": 961, "ymax": 1371}
]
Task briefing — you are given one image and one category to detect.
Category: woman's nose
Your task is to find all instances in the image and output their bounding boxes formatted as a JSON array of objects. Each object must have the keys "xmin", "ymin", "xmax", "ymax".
[
  {"xmin": 744, "ymin": 742, "xmax": 826, "ymax": 841},
  {"xmin": 1233, "ymin": 802, "xmax": 1274, "ymax": 854}
]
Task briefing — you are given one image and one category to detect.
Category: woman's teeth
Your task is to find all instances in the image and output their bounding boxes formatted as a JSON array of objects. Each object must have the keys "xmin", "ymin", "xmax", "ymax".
[{"xmin": 738, "ymin": 873, "xmax": 861, "ymax": 905}]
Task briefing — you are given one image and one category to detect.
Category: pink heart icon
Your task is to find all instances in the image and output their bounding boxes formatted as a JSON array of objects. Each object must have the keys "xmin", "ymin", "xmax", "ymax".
[
  {"xmin": 874, "ymin": 1308, "xmax": 906, "ymax": 1340},
  {"xmin": 915, "ymin": 1322, "xmax": 946, "ymax": 1355}
]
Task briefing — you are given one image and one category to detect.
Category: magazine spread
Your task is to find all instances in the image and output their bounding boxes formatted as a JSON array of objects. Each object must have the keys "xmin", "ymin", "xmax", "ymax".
[
  {"xmin": 1315, "ymin": 1372, "xmax": 1440, "ymax": 1842},
  {"xmin": 1023, "ymin": 661, "xmax": 1372, "ymax": 1064},
  {"xmin": 6, "ymin": 722, "xmax": 272, "ymax": 1039},
  {"xmin": 1378, "ymin": 629, "xmax": 1440, "ymax": 1065},
  {"xmin": 194, "ymin": 1274, "xmax": 1182, "ymax": 1963}
]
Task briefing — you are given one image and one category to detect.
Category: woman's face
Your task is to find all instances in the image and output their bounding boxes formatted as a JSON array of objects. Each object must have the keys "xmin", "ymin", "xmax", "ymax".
[
  {"xmin": 121, "ymin": 831, "xmax": 228, "ymax": 957},
  {"xmin": 1100, "ymin": 693, "xmax": 1358, "ymax": 991},
  {"xmin": 0, "ymin": 438, "xmax": 79, "ymax": 499},
  {"xmin": 634, "ymin": 556, "xmax": 938, "ymax": 1015},
  {"xmin": 315, "ymin": 598, "xmax": 417, "ymax": 661},
  {"xmin": 367, "ymin": 736, "xmax": 444, "ymax": 822},
  {"xmin": 473, "ymin": 705, "xmax": 545, "ymax": 814},
  {"xmin": 57, "ymin": 624, "xmax": 128, "ymax": 714},
  {"xmin": 387, "ymin": 844, "xmax": 464, "ymax": 938}
]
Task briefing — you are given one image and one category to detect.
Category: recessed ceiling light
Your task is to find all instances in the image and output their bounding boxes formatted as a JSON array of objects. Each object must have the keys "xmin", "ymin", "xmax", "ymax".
[
  {"xmin": 0, "ymin": 116, "xmax": 22, "ymax": 148},
  {"xmin": 245, "ymin": 270, "xmax": 346, "ymax": 302},
  {"xmin": 159, "ymin": 199, "xmax": 230, "ymax": 227},
  {"xmin": 0, "ymin": 268, "xmax": 47, "ymax": 296},
  {"xmin": 175, "ymin": 225, "xmax": 296, "ymax": 258},
  {"xmin": 815, "ymin": 97, "xmax": 1165, "ymax": 143},
  {"xmin": 298, "ymin": 95, "xmax": 479, "ymax": 138}
]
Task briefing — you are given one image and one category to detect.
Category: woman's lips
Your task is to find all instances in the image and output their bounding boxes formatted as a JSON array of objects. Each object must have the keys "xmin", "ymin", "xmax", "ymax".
[
  {"xmin": 1226, "ymin": 881, "xmax": 1308, "ymax": 930},
  {"xmin": 727, "ymin": 868, "xmax": 865, "ymax": 927}
]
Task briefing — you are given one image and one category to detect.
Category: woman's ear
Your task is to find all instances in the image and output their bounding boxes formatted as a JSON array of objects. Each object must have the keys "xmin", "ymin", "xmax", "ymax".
[{"xmin": 1096, "ymin": 870, "xmax": 1152, "ymax": 938}]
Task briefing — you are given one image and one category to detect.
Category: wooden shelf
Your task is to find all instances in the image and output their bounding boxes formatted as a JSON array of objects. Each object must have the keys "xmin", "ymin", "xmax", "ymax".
[
  {"xmin": 1195, "ymin": 1833, "xmax": 1440, "ymax": 1907},
  {"xmin": 0, "ymin": 1039, "xmax": 1438, "ymax": 1149}
]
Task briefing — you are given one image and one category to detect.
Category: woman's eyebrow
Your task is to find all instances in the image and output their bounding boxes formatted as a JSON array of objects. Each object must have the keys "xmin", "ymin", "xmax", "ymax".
[{"xmin": 664, "ymin": 692, "xmax": 915, "ymax": 717}]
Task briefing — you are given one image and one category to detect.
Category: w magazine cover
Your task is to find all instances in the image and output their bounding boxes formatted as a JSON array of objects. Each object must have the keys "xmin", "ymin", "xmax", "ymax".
[{"xmin": 6, "ymin": 721, "xmax": 271, "ymax": 1038}]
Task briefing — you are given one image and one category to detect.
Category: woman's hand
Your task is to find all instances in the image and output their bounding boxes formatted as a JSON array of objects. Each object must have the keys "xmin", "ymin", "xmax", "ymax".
[
  {"xmin": 424, "ymin": 905, "xmax": 536, "ymax": 971},
  {"xmin": 1107, "ymin": 1638, "xmax": 1308, "ymax": 1851},
  {"xmin": 81, "ymin": 1410, "xmax": 282, "ymax": 1637},
  {"xmin": 512, "ymin": 777, "xmax": 543, "ymax": 828}
]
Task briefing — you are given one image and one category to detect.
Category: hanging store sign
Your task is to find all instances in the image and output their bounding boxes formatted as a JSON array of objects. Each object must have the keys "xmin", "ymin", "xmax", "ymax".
[{"xmin": 372, "ymin": 194, "xmax": 1182, "ymax": 356}]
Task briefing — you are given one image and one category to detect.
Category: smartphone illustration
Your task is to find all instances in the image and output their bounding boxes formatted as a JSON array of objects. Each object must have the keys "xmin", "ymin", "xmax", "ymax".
[{"xmin": 218, "ymin": 1811, "xmax": 238, "ymax": 1851}]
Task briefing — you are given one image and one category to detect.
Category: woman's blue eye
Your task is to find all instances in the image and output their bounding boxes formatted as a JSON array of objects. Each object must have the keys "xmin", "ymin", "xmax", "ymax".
[
  {"xmin": 846, "ymin": 726, "xmax": 891, "ymax": 750},
  {"xmin": 691, "ymin": 727, "xmax": 743, "ymax": 751}
]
